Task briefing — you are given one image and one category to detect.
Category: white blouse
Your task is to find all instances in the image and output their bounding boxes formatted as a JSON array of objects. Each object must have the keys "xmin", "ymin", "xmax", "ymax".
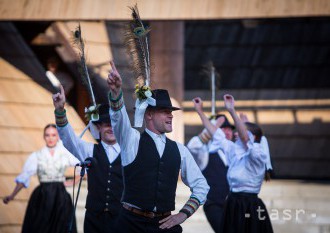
[
  {"xmin": 15, "ymin": 141, "xmax": 80, "ymax": 188},
  {"xmin": 209, "ymin": 128, "xmax": 271, "ymax": 194}
]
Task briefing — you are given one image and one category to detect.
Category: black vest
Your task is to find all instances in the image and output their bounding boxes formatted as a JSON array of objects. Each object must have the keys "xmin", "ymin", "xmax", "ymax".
[
  {"xmin": 122, "ymin": 132, "xmax": 181, "ymax": 212},
  {"xmin": 85, "ymin": 143, "xmax": 123, "ymax": 215},
  {"xmin": 202, "ymin": 152, "xmax": 229, "ymax": 205}
]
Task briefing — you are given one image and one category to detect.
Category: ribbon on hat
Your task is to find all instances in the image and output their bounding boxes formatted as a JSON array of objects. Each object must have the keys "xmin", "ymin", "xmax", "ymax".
[
  {"xmin": 134, "ymin": 96, "xmax": 156, "ymax": 127},
  {"xmin": 79, "ymin": 120, "xmax": 100, "ymax": 139}
]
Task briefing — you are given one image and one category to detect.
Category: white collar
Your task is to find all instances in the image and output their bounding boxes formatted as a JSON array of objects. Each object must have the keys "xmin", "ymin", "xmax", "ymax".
[
  {"xmin": 145, "ymin": 128, "xmax": 166, "ymax": 144},
  {"xmin": 101, "ymin": 141, "xmax": 121, "ymax": 153}
]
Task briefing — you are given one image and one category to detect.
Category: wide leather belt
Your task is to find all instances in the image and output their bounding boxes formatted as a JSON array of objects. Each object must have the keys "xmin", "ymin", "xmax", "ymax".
[{"xmin": 123, "ymin": 204, "xmax": 171, "ymax": 218}]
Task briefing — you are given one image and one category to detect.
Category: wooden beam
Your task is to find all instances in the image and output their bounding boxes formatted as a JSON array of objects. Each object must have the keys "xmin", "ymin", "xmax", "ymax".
[{"xmin": 0, "ymin": 0, "xmax": 330, "ymax": 21}]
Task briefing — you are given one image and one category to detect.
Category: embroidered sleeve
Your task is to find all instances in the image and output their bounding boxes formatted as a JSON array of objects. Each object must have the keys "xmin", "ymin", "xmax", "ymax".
[
  {"xmin": 108, "ymin": 91, "xmax": 124, "ymax": 112},
  {"xmin": 179, "ymin": 196, "xmax": 201, "ymax": 218},
  {"xmin": 54, "ymin": 109, "xmax": 68, "ymax": 127}
]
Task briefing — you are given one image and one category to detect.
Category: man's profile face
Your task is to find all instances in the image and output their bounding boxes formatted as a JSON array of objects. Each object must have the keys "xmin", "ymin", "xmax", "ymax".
[{"xmin": 151, "ymin": 108, "xmax": 173, "ymax": 134}]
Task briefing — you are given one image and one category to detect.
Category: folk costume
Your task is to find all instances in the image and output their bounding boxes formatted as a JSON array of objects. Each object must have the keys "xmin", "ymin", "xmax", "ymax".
[
  {"xmin": 108, "ymin": 5, "xmax": 209, "ymax": 233},
  {"xmin": 187, "ymin": 115, "xmax": 234, "ymax": 233},
  {"xmin": 55, "ymin": 104, "xmax": 123, "ymax": 233},
  {"xmin": 15, "ymin": 141, "xmax": 79, "ymax": 233},
  {"xmin": 55, "ymin": 25, "xmax": 123, "ymax": 233},
  {"xmin": 209, "ymin": 128, "xmax": 274, "ymax": 233},
  {"xmin": 109, "ymin": 89, "xmax": 209, "ymax": 233}
]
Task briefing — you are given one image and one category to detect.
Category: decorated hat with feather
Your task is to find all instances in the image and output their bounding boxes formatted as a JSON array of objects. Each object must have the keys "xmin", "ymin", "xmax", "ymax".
[
  {"xmin": 72, "ymin": 24, "xmax": 106, "ymax": 139},
  {"xmin": 124, "ymin": 5, "xmax": 180, "ymax": 127},
  {"xmin": 202, "ymin": 62, "xmax": 234, "ymax": 129}
]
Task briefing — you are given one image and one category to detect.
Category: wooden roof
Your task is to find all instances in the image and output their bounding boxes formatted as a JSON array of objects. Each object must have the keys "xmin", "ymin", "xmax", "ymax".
[{"xmin": 0, "ymin": 0, "xmax": 330, "ymax": 20}]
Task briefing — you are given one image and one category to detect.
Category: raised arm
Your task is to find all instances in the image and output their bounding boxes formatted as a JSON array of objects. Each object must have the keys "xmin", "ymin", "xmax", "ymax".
[
  {"xmin": 193, "ymin": 97, "xmax": 223, "ymax": 135},
  {"xmin": 107, "ymin": 61, "xmax": 140, "ymax": 165},
  {"xmin": 107, "ymin": 61, "xmax": 122, "ymax": 100},
  {"xmin": 52, "ymin": 85, "xmax": 94, "ymax": 161},
  {"xmin": 224, "ymin": 94, "xmax": 249, "ymax": 147},
  {"xmin": 193, "ymin": 97, "xmax": 215, "ymax": 134}
]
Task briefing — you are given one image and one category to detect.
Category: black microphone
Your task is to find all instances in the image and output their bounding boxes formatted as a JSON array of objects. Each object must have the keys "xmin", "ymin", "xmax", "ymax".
[{"xmin": 76, "ymin": 157, "xmax": 97, "ymax": 168}]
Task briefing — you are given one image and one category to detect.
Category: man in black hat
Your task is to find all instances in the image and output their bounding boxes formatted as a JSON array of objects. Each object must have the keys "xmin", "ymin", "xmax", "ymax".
[
  {"xmin": 107, "ymin": 61, "xmax": 209, "ymax": 233},
  {"xmin": 187, "ymin": 110, "xmax": 235, "ymax": 233},
  {"xmin": 52, "ymin": 85, "xmax": 123, "ymax": 233}
]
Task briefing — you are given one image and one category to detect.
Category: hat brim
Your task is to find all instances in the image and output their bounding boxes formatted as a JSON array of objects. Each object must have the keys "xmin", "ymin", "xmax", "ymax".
[
  {"xmin": 220, "ymin": 123, "xmax": 235, "ymax": 130},
  {"xmin": 147, "ymin": 106, "xmax": 181, "ymax": 111}
]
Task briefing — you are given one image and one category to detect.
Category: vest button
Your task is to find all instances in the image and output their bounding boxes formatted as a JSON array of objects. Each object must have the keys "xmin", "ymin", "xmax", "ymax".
[
  {"xmin": 108, "ymin": 180, "xmax": 111, "ymax": 183},
  {"xmin": 108, "ymin": 173, "xmax": 111, "ymax": 176},
  {"xmin": 106, "ymin": 203, "xmax": 109, "ymax": 206},
  {"xmin": 109, "ymin": 165, "xmax": 112, "ymax": 168},
  {"xmin": 107, "ymin": 188, "xmax": 110, "ymax": 191},
  {"xmin": 106, "ymin": 195, "xmax": 110, "ymax": 199}
]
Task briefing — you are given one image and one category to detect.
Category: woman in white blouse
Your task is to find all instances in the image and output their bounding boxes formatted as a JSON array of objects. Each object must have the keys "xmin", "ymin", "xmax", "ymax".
[
  {"xmin": 193, "ymin": 95, "xmax": 273, "ymax": 233},
  {"xmin": 3, "ymin": 124, "xmax": 80, "ymax": 233}
]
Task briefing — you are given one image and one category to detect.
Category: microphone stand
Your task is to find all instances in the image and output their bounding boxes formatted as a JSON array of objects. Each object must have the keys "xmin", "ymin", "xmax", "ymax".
[{"xmin": 68, "ymin": 165, "xmax": 86, "ymax": 233}]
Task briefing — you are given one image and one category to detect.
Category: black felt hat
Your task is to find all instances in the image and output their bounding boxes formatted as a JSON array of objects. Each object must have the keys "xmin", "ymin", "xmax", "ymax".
[
  {"xmin": 92, "ymin": 103, "xmax": 111, "ymax": 124},
  {"xmin": 147, "ymin": 89, "xmax": 180, "ymax": 111}
]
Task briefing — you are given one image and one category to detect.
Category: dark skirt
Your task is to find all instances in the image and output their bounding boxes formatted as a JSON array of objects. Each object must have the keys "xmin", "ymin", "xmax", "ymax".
[
  {"xmin": 22, "ymin": 182, "xmax": 77, "ymax": 233},
  {"xmin": 220, "ymin": 192, "xmax": 273, "ymax": 233}
]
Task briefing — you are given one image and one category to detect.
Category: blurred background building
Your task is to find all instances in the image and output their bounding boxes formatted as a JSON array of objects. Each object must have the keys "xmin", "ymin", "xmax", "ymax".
[{"xmin": 0, "ymin": 0, "xmax": 330, "ymax": 232}]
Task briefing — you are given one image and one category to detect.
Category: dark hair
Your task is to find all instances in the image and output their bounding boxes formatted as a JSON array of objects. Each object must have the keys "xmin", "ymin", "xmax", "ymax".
[
  {"xmin": 245, "ymin": 122, "xmax": 263, "ymax": 143},
  {"xmin": 43, "ymin": 124, "xmax": 57, "ymax": 135}
]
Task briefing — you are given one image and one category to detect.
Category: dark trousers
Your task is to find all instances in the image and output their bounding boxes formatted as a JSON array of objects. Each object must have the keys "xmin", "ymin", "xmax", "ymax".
[
  {"xmin": 203, "ymin": 201, "xmax": 225, "ymax": 233},
  {"xmin": 116, "ymin": 207, "xmax": 182, "ymax": 233},
  {"xmin": 84, "ymin": 209, "xmax": 119, "ymax": 233}
]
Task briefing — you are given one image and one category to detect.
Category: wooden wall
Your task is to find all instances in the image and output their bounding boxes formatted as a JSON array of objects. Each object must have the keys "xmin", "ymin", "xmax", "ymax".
[
  {"xmin": 0, "ymin": 22, "xmax": 93, "ymax": 233},
  {"xmin": 0, "ymin": 0, "xmax": 330, "ymax": 21}
]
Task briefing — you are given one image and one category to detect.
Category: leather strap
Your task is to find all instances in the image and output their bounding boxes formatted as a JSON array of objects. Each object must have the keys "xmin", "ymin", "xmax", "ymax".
[{"xmin": 123, "ymin": 204, "xmax": 170, "ymax": 218}]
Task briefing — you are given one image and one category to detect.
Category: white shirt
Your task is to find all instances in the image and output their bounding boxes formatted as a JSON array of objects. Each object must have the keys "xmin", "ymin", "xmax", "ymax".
[
  {"xmin": 15, "ymin": 141, "xmax": 79, "ymax": 187},
  {"xmin": 110, "ymin": 104, "xmax": 209, "ymax": 205},
  {"xmin": 57, "ymin": 123, "xmax": 121, "ymax": 164},
  {"xmin": 209, "ymin": 128, "xmax": 270, "ymax": 194},
  {"xmin": 187, "ymin": 136, "xmax": 228, "ymax": 171}
]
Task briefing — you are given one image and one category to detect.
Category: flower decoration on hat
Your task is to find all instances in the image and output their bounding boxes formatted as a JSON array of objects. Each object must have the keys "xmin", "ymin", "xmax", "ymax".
[
  {"xmin": 84, "ymin": 104, "xmax": 101, "ymax": 122},
  {"xmin": 135, "ymin": 84, "xmax": 152, "ymax": 100}
]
